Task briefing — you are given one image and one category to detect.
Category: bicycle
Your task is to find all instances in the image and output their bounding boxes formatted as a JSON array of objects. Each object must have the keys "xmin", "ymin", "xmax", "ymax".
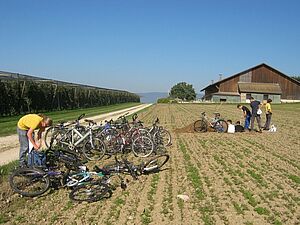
[
  {"xmin": 9, "ymin": 147, "xmax": 84, "ymax": 197},
  {"xmin": 148, "ymin": 118, "xmax": 172, "ymax": 148},
  {"xmin": 194, "ymin": 112, "xmax": 228, "ymax": 133},
  {"xmin": 50, "ymin": 119, "xmax": 106, "ymax": 161},
  {"xmin": 99, "ymin": 116, "xmax": 154, "ymax": 158},
  {"xmin": 44, "ymin": 114, "xmax": 86, "ymax": 148},
  {"xmin": 69, "ymin": 154, "xmax": 170, "ymax": 202}
]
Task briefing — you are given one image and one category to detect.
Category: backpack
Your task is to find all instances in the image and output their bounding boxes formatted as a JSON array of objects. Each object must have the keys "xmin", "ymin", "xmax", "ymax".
[{"xmin": 27, "ymin": 150, "xmax": 46, "ymax": 166}]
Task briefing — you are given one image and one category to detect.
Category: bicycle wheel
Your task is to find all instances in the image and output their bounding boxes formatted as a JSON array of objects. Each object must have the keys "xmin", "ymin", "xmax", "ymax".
[
  {"xmin": 100, "ymin": 130, "xmax": 121, "ymax": 155},
  {"xmin": 153, "ymin": 128, "xmax": 172, "ymax": 147},
  {"xmin": 69, "ymin": 181, "xmax": 111, "ymax": 202},
  {"xmin": 131, "ymin": 128, "xmax": 151, "ymax": 140},
  {"xmin": 194, "ymin": 119, "xmax": 207, "ymax": 132},
  {"xmin": 83, "ymin": 138, "xmax": 106, "ymax": 161},
  {"xmin": 49, "ymin": 129, "xmax": 70, "ymax": 149},
  {"xmin": 57, "ymin": 150, "xmax": 84, "ymax": 170},
  {"xmin": 143, "ymin": 154, "xmax": 170, "ymax": 173},
  {"xmin": 44, "ymin": 126, "xmax": 57, "ymax": 148},
  {"xmin": 9, "ymin": 168, "xmax": 50, "ymax": 197},
  {"xmin": 214, "ymin": 119, "xmax": 228, "ymax": 133},
  {"xmin": 132, "ymin": 136, "xmax": 154, "ymax": 158}
]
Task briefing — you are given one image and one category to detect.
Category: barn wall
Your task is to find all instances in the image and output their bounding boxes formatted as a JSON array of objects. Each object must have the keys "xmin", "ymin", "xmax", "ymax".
[
  {"xmin": 252, "ymin": 66, "xmax": 300, "ymax": 99},
  {"xmin": 205, "ymin": 86, "xmax": 219, "ymax": 96},
  {"xmin": 212, "ymin": 95, "xmax": 240, "ymax": 103},
  {"xmin": 240, "ymin": 92, "xmax": 281, "ymax": 103},
  {"xmin": 219, "ymin": 76, "xmax": 240, "ymax": 92},
  {"xmin": 202, "ymin": 64, "xmax": 300, "ymax": 101}
]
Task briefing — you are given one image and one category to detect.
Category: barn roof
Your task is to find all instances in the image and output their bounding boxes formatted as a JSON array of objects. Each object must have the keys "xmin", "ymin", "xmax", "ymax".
[
  {"xmin": 238, "ymin": 82, "xmax": 282, "ymax": 94},
  {"xmin": 201, "ymin": 63, "xmax": 300, "ymax": 91}
]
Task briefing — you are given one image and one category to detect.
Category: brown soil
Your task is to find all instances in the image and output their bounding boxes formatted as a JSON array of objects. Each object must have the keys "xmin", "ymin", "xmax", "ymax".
[
  {"xmin": 174, "ymin": 122, "xmax": 196, "ymax": 133},
  {"xmin": 174, "ymin": 122, "xmax": 214, "ymax": 134},
  {"xmin": 0, "ymin": 103, "xmax": 299, "ymax": 225}
]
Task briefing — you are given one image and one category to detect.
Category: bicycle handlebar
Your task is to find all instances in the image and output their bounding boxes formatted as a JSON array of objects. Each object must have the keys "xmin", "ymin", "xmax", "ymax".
[
  {"xmin": 77, "ymin": 113, "xmax": 85, "ymax": 121},
  {"xmin": 84, "ymin": 119, "xmax": 97, "ymax": 126},
  {"xmin": 118, "ymin": 112, "xmax": 129, "ymax": 119}
]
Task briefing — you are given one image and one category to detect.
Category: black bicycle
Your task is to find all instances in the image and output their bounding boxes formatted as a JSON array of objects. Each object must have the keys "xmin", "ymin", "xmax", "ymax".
[
  {"xmin": 69, "ymin": 154, "xmax": 170, "ymax": 202},
  {"xmin": 194, "ymin": 112, "xmax": 228, "ymax": 133},
  {"xmin": 9, "ymin": 147, "xmax": 83, "ymax": 197}
]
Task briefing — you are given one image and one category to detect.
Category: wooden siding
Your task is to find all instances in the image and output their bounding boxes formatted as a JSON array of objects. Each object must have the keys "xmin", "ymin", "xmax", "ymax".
[
  {"xmin": 216, "ymin": 65, "xmax": 300, "ymax": 100},
  {"xmin": 204, "ymin": 85, "xmax": 219, "ymax": 97},
  {"xmin": 219, "ymin": 76, "xmax": 240, "ymax": 92},
  {"xmin": 252, "ymin": 66, "xmax": 300, "ymax": 99}
]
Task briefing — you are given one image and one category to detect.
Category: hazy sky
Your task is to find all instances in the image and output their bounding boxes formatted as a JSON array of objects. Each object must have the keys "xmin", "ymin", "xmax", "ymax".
[{"xmin": 1, "ymin": 0, "xmax": 299, "ymax": 93}]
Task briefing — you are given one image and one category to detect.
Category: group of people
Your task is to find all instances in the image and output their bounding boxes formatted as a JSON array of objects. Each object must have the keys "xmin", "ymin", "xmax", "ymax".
[{"xmin": 235, "ymin": 97, "xmax": 273, "ymax": 132}]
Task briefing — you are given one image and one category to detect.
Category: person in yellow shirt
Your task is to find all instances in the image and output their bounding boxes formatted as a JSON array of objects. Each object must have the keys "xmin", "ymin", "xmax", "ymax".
[
  {"xmin": 17, "ymin": 114, "xmax": 52, "ymax": 167},
  {"xmin": 263, "ymin": 99, "xmax": 272, "ymax": 130}
]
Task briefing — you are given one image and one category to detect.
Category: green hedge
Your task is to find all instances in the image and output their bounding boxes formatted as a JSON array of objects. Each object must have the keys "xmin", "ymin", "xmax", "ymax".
[{"xmin": 0, "ymin": 80, "xmax": 140, "ymax": 116}]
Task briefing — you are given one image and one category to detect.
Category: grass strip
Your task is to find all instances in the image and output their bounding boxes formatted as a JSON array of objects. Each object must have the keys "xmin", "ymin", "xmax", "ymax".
[{"xmin": 0, "ymin": 102, "xmax": 140, "ymax": 137}]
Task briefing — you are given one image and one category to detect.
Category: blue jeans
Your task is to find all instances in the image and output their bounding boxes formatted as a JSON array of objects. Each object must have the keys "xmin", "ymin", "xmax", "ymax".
[
  {"xmin": 17, "ymin": 128, "xmax": 29, "ymax": 166},
  {"xmin": 244, "ymin": 115, "xmax": 251, "ymax": 130}
]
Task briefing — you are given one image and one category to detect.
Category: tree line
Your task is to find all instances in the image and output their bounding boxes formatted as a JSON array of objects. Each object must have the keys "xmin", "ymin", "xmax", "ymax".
[{"xmin": 0, "ymin": 80, "xmax": 140, "ymax": 116}]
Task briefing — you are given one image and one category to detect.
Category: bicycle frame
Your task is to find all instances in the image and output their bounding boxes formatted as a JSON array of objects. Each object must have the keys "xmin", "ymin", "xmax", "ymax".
[
  {"xmin": 59, "ymin": 126, "xmax": 95, "ymax": 150},
  {"xmin": 66, "ymin": 170, "xmax": 103, "ymax": 187}
]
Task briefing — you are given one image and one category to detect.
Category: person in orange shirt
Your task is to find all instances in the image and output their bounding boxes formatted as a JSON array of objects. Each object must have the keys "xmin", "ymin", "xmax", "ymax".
[{"xmin": 17, "ymin": 114, "xmax": 52, "ymax": 167}]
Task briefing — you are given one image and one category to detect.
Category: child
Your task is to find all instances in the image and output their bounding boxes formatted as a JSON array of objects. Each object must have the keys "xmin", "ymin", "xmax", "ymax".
[
  {"xmin": 235, "ymin": 121, "xmax": 245, "ymax": 132},
  {"xmin": 227, "ymin": 120, "xmax": 235, "ymax": 133}
]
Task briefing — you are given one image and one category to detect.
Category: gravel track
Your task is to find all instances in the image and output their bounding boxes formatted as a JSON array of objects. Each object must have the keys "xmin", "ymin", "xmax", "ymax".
[{"xmin": 0, "ymin": 104, "xmax": 152, "ymax": 166}]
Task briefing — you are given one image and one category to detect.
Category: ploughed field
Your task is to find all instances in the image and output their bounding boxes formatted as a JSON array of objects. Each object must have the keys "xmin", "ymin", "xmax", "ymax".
[{"xmin": 0, "ymin": 103, "xmax": 299, "ymax": 225}]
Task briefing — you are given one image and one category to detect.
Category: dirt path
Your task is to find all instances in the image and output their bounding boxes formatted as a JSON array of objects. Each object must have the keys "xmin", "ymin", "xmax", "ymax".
[{"xmin": 0, "ymin": 103, "xmax": 152, "ymax": 166}]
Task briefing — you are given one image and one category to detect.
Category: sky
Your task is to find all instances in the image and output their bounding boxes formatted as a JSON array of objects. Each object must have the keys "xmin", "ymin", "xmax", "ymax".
[{"xmin": 0, "ymin": 0, "xmax": 300, "ymax": 93}]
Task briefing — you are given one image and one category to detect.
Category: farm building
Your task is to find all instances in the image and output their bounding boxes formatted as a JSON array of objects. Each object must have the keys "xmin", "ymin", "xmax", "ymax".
[{"xmin": 201, "ymin": 63, "xmax": 300, "ymax": 103}]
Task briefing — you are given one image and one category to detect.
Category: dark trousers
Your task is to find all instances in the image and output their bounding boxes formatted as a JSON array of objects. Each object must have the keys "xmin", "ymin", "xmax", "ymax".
[
  {"xmin": 250, "ymin": 115, "xmax": 262, "ymax": 131},
  {"xmin": 264, "ymin": 114, "xmax": 272, "ymax": 130}
]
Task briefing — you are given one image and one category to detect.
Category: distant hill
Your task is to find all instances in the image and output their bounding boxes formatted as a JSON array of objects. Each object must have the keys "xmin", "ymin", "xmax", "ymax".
[
  {"xmin": 138, "ymin": 92, "xmax": 204, "ymax": 103},
  {"xmin": 138, "ymin": 92, "xmax": 168, "ymax": 103}
]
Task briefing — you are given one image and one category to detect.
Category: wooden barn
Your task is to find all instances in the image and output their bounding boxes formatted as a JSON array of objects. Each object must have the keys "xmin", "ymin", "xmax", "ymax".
[{"xmin": 201, "ymin": 63, "xmax": 300, "ymax": 103}]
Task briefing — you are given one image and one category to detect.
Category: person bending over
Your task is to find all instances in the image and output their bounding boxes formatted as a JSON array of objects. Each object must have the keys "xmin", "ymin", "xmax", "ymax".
[{"xmin": 17, "ymin": 114, "xmax": 52, "ymax": 167}]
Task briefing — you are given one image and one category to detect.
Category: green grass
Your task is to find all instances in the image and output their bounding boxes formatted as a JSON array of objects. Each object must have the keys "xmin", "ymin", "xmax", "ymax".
[
  {"xmin": 0, "ymin": 160, "xmax": 19, "ymax": 179},
  {"xmin": 272, "ymin": 103, "xmax": 300, "ymax": 111},
  {"xmin": 246, "ymin": 169, "xmax": 268, "ymax": 187},
  {"xmin": 62, "ymin": 201, "xmax": 74, "ymax": 211},
  {"xmin": 241, "ymin": 189, "xmax": 258, "ymax": 207},
  {"xmin": 0, "ymin": 214, "xmax": 9, "ymax": 224},
  {"xmin": 178, "ymin": 140, "xmax": 205, "ymax": 200},
  {"xmin": 233, "ymin": 201, "xmax": 248, "ymax": 215},
  {"xmin": 0, "ymin": 102, "xmax": 140, "ymax": 137},
  {"xmin": 141, "ymin": 208, "xmax": 152, "ymax": 225},
  {"xmin": 287, "ymin": 174, "xmax": 300, "ymax": 184},
  {"xmin": 254, "ymin": 207, "xmax": 270, "ymax": 215}
]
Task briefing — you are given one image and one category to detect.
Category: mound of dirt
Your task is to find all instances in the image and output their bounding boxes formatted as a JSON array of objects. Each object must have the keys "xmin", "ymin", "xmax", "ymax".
[
  {"xmin": 174, "ymin": 123, "xmax": 196, "ymax": 133},
  {"xmin": 174, "ymin": 122, "xmax": 214, "ymax": 134}
]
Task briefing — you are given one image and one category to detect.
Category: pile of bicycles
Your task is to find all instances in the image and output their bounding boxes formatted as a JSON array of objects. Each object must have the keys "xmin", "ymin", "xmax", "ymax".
[
  {"xmin": 9, "ymin": 147, "xmax": 170, "ymax": 202},
  {"xmin": 98, "ymin": 113, "xmax": 172, "ymax": 158},
  {"xmin": 9, "ymin": 112, "xmax": 172, "ymax": 202},
  {"xmin": 44, "ymin": 113, "xmax": 172, "ymax": 160}
]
